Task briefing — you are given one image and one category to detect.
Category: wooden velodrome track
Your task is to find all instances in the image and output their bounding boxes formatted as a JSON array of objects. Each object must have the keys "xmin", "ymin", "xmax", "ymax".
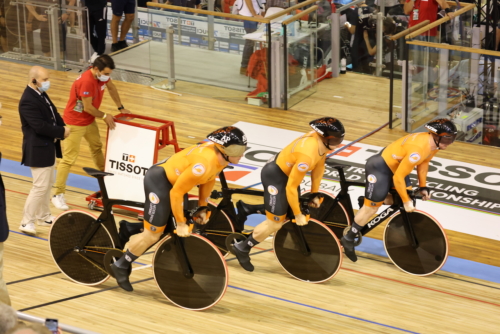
[{"xmin": 1, "ymin": 61, "xmax": 499, "ymax": 333}]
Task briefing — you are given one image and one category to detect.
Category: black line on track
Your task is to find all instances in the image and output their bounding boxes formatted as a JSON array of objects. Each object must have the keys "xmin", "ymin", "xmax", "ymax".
[
  {"xmin": 356, "ymin": 254, "xmax": 500, "ymax": 290},
  {"xmin": 7, "ymin": 272, "xmax": 60, "ymax": 285},
  {"xmin": 434, "ymin": 273, "xmax": 500, "ymax": 290},
  {"xmin": 3, "ymin": 174, "xmax": 90, "ymax": 196},
  {"xmin": 19, "ymin": 278, "xmax": 154, "ymax": 312},
  {"xmin": 17, "ymin": 249, "xmax": 274, "ymax": 311}
]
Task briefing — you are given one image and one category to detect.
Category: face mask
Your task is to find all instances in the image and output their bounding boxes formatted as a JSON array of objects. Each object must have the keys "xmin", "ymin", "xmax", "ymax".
[
  {"xmin": 98, "ymin": 74, "xmax": 110, "ymax": 82},
  {"xmin": 39, "ymin": 81, "xmax": 51, "ymax": 92}
]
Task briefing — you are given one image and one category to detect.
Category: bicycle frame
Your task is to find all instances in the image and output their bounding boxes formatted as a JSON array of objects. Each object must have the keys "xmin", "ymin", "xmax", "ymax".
[
  {"xmin": 326, "ymin": 163, "xmax": 419, "ymax": 248},
  {"xmin": 211, "ymin": 166, "xmax": 264, "ymax": 229},
  {"xmin": 76, "ymin": 174, "xmax": 144, "ymax": 252},
  {"xmin": 208, "ymin": 166, "xmax": 314, "ymax": 256}
]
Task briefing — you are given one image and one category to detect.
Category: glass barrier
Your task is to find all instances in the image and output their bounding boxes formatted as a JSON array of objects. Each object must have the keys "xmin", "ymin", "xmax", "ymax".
[
  {"xmin": 1, "ymin": 0, "xmax": 90, "ymax": 69},
  {"xmin": 405, "ymin": 40, "xmax": 500, "ymax": 148},
  {"xmin": 108, "ymin": 0, "xmax": 319, "ymax": 109},
  {"xmin": 283, "ymin": 7, "xmax": 319, "ymax": 108},
  {"xmin": 335, "ymin": 0, "xmax": 473, "ymax": 77},
  {"xmin": 148, "ymin": 9, "xmax": 260, "ymax": 104}
]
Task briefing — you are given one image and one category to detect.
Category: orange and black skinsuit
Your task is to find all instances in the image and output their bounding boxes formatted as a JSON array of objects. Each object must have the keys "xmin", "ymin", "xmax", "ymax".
[
  {"xmin": 142, "ymin": 141, "xmax": 224, "ymax": 233},
  {"xmin": 262, "ymin": 131, "xmax": 326, "ymax": 222},
  {"xmin": 364, "ymin": 132, "xmax": 438, "ymax": 207}
]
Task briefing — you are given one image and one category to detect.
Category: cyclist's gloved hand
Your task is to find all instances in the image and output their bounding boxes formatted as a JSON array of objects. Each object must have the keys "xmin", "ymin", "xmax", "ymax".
[
  {"xmin": 294, "ymin": 213, "xmax": 308, "ymax": 226},
  {"xmin": 403, "ymin": 201, "xmax": 416, "ymax": 213},
  {"xmin": 419, "ymin": 187, "xmax": 431, "ymax": 201},
  {"xmin": 176, "ymin": 223, "xmax": 191, "ymax": 237},
  {"xmin": 308, "ymin": 193, "xmax": 324, "ymax": 209}
]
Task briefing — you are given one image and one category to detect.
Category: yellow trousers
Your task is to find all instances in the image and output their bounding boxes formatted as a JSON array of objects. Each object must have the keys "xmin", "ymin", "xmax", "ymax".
[{"xmin": 54, "ymin": 121, "xmax": 104, "ymax": 195}]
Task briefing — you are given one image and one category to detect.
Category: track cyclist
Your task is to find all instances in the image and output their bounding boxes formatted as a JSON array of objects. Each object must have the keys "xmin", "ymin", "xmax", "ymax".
[
  {"xmin": 341, "ymin": 118, "xmax": 458, "ymax": 262},
  {"xmin": 111, "ymin": 126, "xmax": 248, "ymax": 291},
  {"xmin": 231, "ymin": 117, "xmax": 346, "ymax": 272}
]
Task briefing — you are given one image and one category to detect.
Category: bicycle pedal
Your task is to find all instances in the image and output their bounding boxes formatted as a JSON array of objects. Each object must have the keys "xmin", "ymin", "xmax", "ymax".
[{"xmin": 104, "ymin": 249, "xmax": 130, "ymax": 278}]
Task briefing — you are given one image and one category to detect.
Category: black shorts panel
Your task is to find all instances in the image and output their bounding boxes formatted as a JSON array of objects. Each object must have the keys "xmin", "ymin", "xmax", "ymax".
[
  {"xmin": 364, "ymin": 153, "xmax": 411, "ymax": 203},
  {"xmin": 262, "ymin": 155, "xmax": 289, "ymax": 217},
  {"xmin": 143, "ymin": 165, "xmax": 173, "ymax": 227}
]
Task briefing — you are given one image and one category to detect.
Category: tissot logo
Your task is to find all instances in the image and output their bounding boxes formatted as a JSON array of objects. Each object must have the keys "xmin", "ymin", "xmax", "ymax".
[{"xmin": 122, "ymin": 153, "xmax": 136, "ymax": 163}]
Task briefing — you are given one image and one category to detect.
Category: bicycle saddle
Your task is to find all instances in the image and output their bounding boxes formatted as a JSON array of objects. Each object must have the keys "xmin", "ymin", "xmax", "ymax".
[
  {"xmin": 325, "ymin": 160, "xmax": 351, "ymax": 170},
  {"xmin": 83, "ymin": 167, "xmax": 114, "ymax": 178}
]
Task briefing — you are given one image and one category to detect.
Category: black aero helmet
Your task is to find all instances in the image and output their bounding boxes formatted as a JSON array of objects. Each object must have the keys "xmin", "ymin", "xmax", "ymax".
[
  {"xmin": 207, "ymin": 126, "xmax": 247, "ymax": 157},
  {"xmin": 309, "ymin": 117, "xmax": 345, "ymax": 147},
  {"xmin": 425, "ymin": 119, "xmax": 458, "ymax": 146}
]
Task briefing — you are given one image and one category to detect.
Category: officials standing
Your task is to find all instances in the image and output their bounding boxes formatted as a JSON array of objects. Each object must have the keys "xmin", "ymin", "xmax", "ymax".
[{"xmin": 18, "ymin": 66, "xmax": 70, "ymax": 235}]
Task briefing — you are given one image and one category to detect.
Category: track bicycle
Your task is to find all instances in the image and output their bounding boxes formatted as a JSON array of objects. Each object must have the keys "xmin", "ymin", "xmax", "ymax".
[
  {"xmin": 189, "ymin": 165, "xmax": 343, "ymax": 283},
  {"xmin": 303, "ymin": 160, "xmax": 449, "ymax": 276},
  {"xmin": 49, "ymin": 167, "xmax": 228, "ymax": 310}
]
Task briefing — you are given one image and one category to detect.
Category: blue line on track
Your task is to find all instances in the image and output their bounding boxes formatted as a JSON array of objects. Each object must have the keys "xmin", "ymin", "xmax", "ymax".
[{"xmin": 228, "ymin": 285, "xmax": 420, "ymax": 334}]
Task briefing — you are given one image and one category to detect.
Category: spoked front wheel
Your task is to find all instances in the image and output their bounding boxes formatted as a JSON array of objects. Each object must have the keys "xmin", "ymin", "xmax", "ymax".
[
  {"xmin": 153, "ymin": 234, "xmax": 228, "ymax": 310},
  {"xmin": 273, "ymin": 219, "xmax": 342, "ymax": 283},
  {"xmin": 384, "ymin": 210, "xmax": 448, "ymax": 276},
  {"xmin": 188, "ymin": 197, "xmax": 234, "ymax": 257},
  {"xmin": 49, "ymin": 210, "xmax": 115, "ymax": 285}
]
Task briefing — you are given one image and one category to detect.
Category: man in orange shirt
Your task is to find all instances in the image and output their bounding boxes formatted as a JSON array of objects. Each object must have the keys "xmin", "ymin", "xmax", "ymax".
[
  {"xmin": 232, "ymin": 117, "xmax": 345, "ymax": 272},
  {"xmin": 111, "ymin": 126, "xmax": 248, "ymax": 291},
  {"xmin": 341, "ymin": 119, "xmax": 458, "ymax": 262},
  {"xmin": 52, "ymin": 55, "xmax": 131, "ymax": 210}
]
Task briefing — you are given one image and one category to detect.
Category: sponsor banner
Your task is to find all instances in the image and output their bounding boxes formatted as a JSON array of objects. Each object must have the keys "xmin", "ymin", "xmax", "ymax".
[
  {"xmin": 228, "ymin": 122, "xmax": 500, "ymax": 241},
  {"xmin": 107, "ymin": 6, "xmax": 246, "ymax": 53},
  {"xmin": 104, "ymin": 123, "xmax": 157, "ymax": 203}
]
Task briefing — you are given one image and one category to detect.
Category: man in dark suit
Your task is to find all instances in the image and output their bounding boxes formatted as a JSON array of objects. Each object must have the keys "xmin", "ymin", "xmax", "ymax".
[
  {"xmin": 18, "ymin": 66, "xmax": 70, "ymax": 235},
  {"xmin": 0, "ymin": 151, "xmax": 11, "ymax": 305}
]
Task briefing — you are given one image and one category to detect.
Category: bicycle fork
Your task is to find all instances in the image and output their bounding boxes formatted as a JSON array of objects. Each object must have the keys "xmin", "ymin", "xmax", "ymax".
[
  {"xmin": 173, "ymin": 235, "xmax": 194, "ymax": 279},
  {"xmin": 400, "ymin": 209, "xmax": 419, "ymax": 249},
  {"xmin": 292, "ymin": 223, "xmax": 311, "ymax": 256}
]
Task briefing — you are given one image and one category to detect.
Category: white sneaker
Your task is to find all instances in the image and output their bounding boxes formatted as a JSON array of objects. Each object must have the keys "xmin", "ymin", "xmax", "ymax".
[
  {"xmin": 90, "ymin": 52, "xmax": 99, "ymax": 64},
  {"xmin": 38, "ymin": 215, "xmax": 55, "ymax": 227},
  {"xmin": 52, "ymin": 194, "xmax": 69, "ymax": 210},
  {"xmin": 19, "ymin": 222, "xmax": 36, "ymax": 235}
]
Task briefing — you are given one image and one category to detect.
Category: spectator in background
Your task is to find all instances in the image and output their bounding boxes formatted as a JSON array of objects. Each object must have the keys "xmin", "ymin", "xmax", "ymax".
[
  {"xmin": 238, "ymin": 0, "xmax": 266, "ymax": 76},
  {"xmin": 0, "ymin": 0, "xmax": 7, "ymax": 53},
  {"xmin": 0, "ymin": 304, "xmax": 17, "ymax": 333},
  {"xmin": 344, "ymin": 1, "xmax": 374, "ymax": 73},
  {"xmin": 363, "ymin": 16, "xmax": 397, "ymax": 73},
  {"xmin": 167, "ymin": 0, "xmax": 201, "ymax": 14},
  {"xmin": 18, "ymin": 66, "xmax": 69, "ymax": 235},
  {"xmin": 26, "ymin": 0, "xmax": 75, "ymax": 57},
  {"xmin": 0, "ymin": 118, "xmax": 11, "ymax": 306},
  {"xmin": 404, "ymin": 0, "xmax": 454, "ymax": 40},
  {"xmin": 85, "ymin": 0, "xmax": 109, "ymax": 62},
  {"xmin": 110, "ymin": 0, "xmax": 136, "ymax": 52},
  {"xmin": 52, "ymin": 55, "xmax": 131, "ymax": 211},
  {"xmin": 375, "ymin": 0, "xmax": 402, "ymax": 15}
]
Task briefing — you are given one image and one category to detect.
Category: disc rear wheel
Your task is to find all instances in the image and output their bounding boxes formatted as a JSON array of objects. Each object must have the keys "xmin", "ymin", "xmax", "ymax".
[
  {"xmin": 49, "ymin": 210, "xmax": 114, "ymax": 285},
  {"xmin": 188, "ymin": 197, "xmax": 234, "ymax": 256},
  {"xmin": 303, "ymin": 191, "xmax": 351, "ymax": 240}
]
